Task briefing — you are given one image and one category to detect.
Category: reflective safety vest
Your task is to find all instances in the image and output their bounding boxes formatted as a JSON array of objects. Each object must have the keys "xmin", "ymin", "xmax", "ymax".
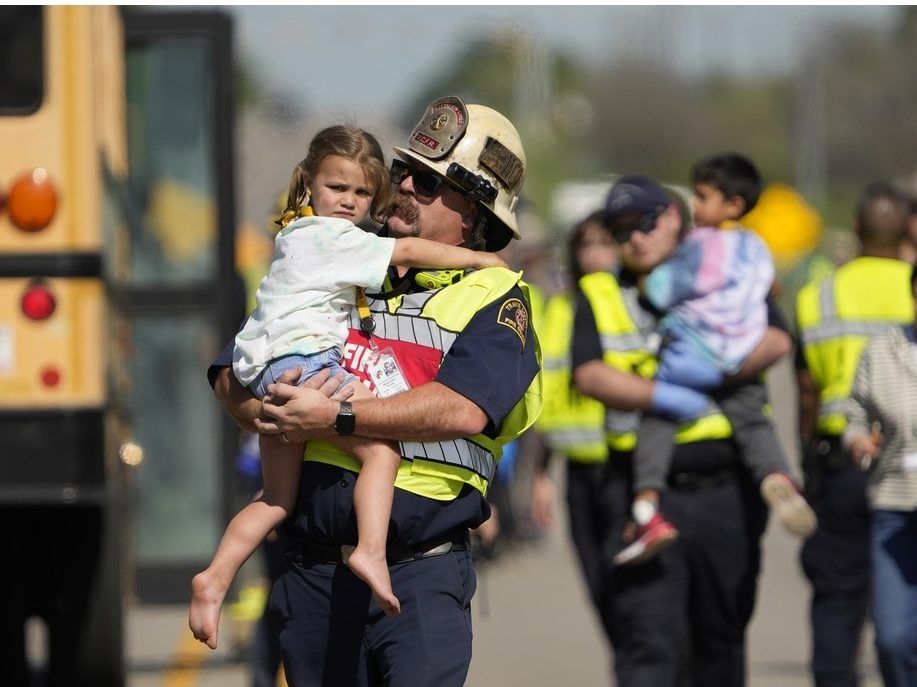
[
  {"xmin": 535, "ymin": 292, "xmax": 608, "ymax": 463},
  {"xmin": 796, "ymin": 257, "xmax": 913, "ymax": 436},
  {"xmin": 304, "ymin": 267, "xmax": 543, "ymax": 500},
  {"xmin": 578, "ymin": 271, "xmax": 733, "ymax": 451}
]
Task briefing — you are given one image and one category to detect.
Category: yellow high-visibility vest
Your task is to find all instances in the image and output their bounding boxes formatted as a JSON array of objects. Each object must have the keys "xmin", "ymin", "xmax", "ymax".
[
  {"xmin": 536, "ymin": 292, "xmax": 608, "ymax": 463},
  {"xmin": 306, "ymin": 267, "xmax": 543, "ymax": 500},
  {"xmin": 796, "ymin": 257, "xmax": 913, "ymax": 436},
  {"xmin": 578, "ymin": 271, "xmax": 733, "ymax": 451}
]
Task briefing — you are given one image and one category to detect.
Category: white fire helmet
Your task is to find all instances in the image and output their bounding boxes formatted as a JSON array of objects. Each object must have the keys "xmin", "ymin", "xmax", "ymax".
[{"xmin": 393, "ymin": 96, "xmax": 526, "ymax": 251}]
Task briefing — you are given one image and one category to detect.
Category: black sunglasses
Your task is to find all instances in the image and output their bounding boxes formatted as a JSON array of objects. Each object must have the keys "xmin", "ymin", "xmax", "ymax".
[
  {"xmin": 391, "ymin": 159, "xmax": 456, "ymax": 198},
  {"xmin": 607, "ymin": 208, "xmax": 664, "ymax": 244}
]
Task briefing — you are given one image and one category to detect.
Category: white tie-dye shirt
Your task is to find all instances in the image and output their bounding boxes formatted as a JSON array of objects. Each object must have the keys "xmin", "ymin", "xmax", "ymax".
[
  {"xmin": 644, "ymin": 226, "xmax": 774, "ymax": 374},
  {"xmin": 233, "ymin": 216, "xmax": 395, "ymax": 385}
]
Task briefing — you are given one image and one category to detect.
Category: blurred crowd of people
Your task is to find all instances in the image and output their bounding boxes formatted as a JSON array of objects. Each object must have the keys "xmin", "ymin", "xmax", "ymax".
[
  {"xmin": 225, "ymin": 139, "xmax": 917, "ymax": 686},
  {"xmin": 493, "ymin": 160, "xmax": 917, "ymax": 687}
]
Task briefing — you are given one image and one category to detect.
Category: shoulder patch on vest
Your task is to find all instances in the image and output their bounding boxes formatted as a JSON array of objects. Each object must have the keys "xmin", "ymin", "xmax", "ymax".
[{"xmin": 497, "ymin": 297, "xmax": 528, "ymax": 347}]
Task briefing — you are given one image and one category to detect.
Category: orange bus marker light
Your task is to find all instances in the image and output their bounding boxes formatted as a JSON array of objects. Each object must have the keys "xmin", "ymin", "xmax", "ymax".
[{"xmin": 8, "ymin": 168, "xmax": 58, "ymax": 232}]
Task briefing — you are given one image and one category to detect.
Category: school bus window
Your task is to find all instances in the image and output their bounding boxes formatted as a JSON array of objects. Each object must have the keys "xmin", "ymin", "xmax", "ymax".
[{"xmin": 0, "ymin": 6, "xmax": 44, "ymax": 115}]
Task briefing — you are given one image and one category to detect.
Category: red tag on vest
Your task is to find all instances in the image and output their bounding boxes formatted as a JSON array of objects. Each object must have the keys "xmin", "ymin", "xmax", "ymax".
[{"xmin": 341, "ymin": 329, "xmax": 443, "ymax": 394}]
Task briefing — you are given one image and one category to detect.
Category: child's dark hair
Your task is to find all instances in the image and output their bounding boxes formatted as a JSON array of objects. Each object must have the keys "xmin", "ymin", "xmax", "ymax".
[
  {"xmin": 691, "ymin": 153, "xmax": 762, "ymax": 215},
  {"xmin": 567, "ymin": 210, "xmax": 609, "ymax": 285},
  {"xmin": 281, "ymin": 125, "xmax": 391, "ymax": 226}
]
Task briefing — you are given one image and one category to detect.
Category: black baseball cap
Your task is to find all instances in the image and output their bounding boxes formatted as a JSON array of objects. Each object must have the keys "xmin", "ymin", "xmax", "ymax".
[{"xmin": 604, "ymin": 175, "xmax": 671, "ymax": 225}]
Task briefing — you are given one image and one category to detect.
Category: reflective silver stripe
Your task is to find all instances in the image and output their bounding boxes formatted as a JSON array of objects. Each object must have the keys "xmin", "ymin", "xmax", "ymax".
[
  {"xmin": 802, "ymin": 319, "xmax": 896, "ymax": 343},
  {"xmin": 346, "ymin": 295, "xmax": 459, "ymax": 353},
  {"xmin": 401, "ymin": 439, "xmax": 496, "ymax": 481},
  {"xmin": 818, "ymin": 399, "xmax": 847, "ymax": 416},
  {"xmin": 622, "ymin": 286, "xmax": 658, "ymax": 334},
  {"xmin": 820, "ymin": 278, "xmax": 835, "ymax": 322},
  {"xmin": 400, "ymin": 290, "xmax": 438, "ymax": 311},
  {"xmin": 542, "ymin": 356, "xmax": 568, "ymax": 372},
  {"xmin": 600, "ymin": 331, "xmax": 646, "ymax": 352},
  {"xmin": 800, "ymin": 279, "xmax": 896, "ymax": 343},
  {"xmin": 545, "ymin": 428, "xmax": 606, "ymax": 449},
  {"xmin": 349, "ymin": 289, "xmax": 494, "ymax": 480},
  {"xmin": 598, "ymin": 283, "xmax": 658, "ymax": 353},
  {"xmin": 606, "ymin": 410, "xmax": 639, "ymax": 434}
]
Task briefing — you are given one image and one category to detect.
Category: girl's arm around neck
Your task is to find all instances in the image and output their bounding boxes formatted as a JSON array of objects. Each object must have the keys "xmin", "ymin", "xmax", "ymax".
[{"xmin": 391, "ymin": 237, "xmax": 506, "ymax": 271}]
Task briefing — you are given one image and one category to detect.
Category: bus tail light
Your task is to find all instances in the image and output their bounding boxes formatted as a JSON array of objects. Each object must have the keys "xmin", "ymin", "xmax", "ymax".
[
  {"xmin": 21, "ymin": 282, "xmax": 56, "ymax": 320},
  {"xmin": 41, "ymin": 365, "xmax": 62, "ymax": 388},
  {"xmin": 7, "ymin": 168, "xmax": 58, "ymax": 232}
]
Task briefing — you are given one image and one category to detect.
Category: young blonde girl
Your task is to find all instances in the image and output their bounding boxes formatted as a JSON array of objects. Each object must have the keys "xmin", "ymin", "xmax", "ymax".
[{"xmin": 189, "ymin": 125, "xmax": 504, "ymax": 648}]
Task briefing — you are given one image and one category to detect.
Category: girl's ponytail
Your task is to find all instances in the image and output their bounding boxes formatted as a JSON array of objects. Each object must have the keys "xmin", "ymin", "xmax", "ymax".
[{"xmin": 276, "ymin": 161, "xmax": 311, "ymax": 229}]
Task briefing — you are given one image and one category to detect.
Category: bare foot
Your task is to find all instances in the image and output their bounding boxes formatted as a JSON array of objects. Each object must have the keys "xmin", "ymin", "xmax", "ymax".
[
  {"xmin": 346, "ymin": 547, "xmax": 401, "ymax": 616},
  {"xmin": 189, "ymin": 571, "xmax": 226, "ymax": 649}
]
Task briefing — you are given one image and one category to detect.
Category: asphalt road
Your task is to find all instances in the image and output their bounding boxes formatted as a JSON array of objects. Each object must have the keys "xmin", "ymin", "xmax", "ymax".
[{"xmin": 122, "ymin": 359, "xmax": 882, "ymax": 686}]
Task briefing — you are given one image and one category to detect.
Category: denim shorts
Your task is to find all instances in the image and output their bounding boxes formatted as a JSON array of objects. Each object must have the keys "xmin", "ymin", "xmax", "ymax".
[{"xmin": 249, "ymin": 349, "xmax": 356, "ymax": 399}]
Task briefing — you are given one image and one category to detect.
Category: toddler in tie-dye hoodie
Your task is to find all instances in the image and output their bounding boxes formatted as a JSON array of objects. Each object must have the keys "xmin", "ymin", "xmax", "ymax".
[
  {"xmin": 645, "ymin": 226, "xmax": 772, "ymax": 373},
  {"xmin": 614, "ymin": 155, "xmax": 817, "ymax": 568}
]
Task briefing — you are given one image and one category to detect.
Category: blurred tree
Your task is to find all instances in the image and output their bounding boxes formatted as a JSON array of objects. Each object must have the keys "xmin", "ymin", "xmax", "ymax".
[
  {"xmin": 813, "ymin": 6, "xmax": 917, "ymax": 223},
  {"xmin": 400, "ymin": 9, "xmax": 917, "ymax": 238},
  {"xmin": 583, "ymin": 59, "xmax": 794, "ymax": 188}
]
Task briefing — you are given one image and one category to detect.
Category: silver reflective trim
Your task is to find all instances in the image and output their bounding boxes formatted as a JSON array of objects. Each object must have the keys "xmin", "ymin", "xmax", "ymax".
[
  {"xmin": 606, "ymin": 410, "xmax": 639, "ymax": 434},
  {"xmin": 622, "ymin": 286, "xmax": 658, "ymax": 336},
  {"xmin": 820, "ymin": 279, "xmax": 835, "ymax": 322},
  {"xmin": 818, "ymin": 399, "xmax": 847, "ymax": 416},
  {"xmin": 800, "ymin": 279, "xmax": 895, "ymax": 344},
  {"xmin": 600, "ymin": 332, "xmax": 646, "ymax": 352},
  {"xmin": 355, "ymin": 287, "xmax": 497, "ymax": 480},
  {"xmin": 801, "ymin": 320, "xmax": 897, "ymax": 344},
  {"xmin": 542, "ymin": 356, "xmax": 569, "ymax": 372},
  {"xmin": 399, "ymin": 290, "xmax": 438, "ymax": 313},
  {"xmin": 401, "ymin": 439, "xmax": 496, "ymax": 480},
  {"xmin": 546, "ymin": 428, "xmax": 606, "ymax": 449},
  {"xmin": 347, "ymin": 293, "xmax": 459, "ymax": 353},
  {"xmin": 596, "ymin": 283, "xmax": 657, "ymax": 354}
]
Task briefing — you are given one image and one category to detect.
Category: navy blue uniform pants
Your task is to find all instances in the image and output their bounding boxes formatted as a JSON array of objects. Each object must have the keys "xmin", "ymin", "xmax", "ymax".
[
  {"xmin": 601, "ymin": 468, "xmax": 767, "ymax": 687},
  {"xmin": 250, "ymin": 535, "xmax": 284, "ymax": 687},
  {"xmin": 801, "ymin": 463, "xmax": 871, "ymax": 687},
  {"xmin": 565, "ymin": 461, "xmax": 616, "ymax": 645},
  {"xmin": 270, "ymin": 548, "xmax": 476, "ymax": 686}
]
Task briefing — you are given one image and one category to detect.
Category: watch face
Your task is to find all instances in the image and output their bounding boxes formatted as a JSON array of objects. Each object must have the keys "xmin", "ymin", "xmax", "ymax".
[{"xmin": 335, "ymin": 402, "xmax": 355, "ymax": 435}]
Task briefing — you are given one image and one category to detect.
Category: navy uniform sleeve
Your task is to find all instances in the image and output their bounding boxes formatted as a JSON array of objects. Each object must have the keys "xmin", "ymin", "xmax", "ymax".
[
  {"xmin": 206, "ymin": 340, "xmax": 235, "ymax": 389},
  {"xmin": 571, "ymin": 288, "xmax": 603, "ymax": 370},
  {"xmin": 435, "ymin": 285, "xmax": 539, "ymax": 435}
]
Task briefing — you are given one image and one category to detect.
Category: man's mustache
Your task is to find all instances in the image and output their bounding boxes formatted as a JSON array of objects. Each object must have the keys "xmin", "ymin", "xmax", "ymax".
[{"xmin": 388, "ymin": 191, "xmax": 419, "ymax": 224}]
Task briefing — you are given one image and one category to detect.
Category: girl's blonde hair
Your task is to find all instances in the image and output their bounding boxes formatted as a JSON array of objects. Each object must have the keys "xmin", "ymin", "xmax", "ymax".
[{"xmin": 279, "ymin": 125, "xmax": 391, "ymax": 227}]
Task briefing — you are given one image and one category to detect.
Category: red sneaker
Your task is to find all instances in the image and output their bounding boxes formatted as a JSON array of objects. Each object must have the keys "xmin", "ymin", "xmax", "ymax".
[
  {"xmin": 760, "ymin": 472, "xmax": 818, "ymax": 538},
  {"xmin": 613, "ymin": 513, "xmax": 679, "ymax": 567}
]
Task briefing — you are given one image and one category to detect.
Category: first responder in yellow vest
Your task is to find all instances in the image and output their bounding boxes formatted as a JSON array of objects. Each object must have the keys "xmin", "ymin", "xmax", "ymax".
[
  {"xmin": 530, "ymin": 210, "xmax": 620, "ymax": 637},
  {"xmin": 208, "ymin": 96, "xmax": 541, "ymax": 686},
  {"xmin": 795, "ymin": 181, "xmax": 913, "ymax": 687},
  {"xmin": 571, "ymin": 175, "xmax": 792, "ymax": 685}
]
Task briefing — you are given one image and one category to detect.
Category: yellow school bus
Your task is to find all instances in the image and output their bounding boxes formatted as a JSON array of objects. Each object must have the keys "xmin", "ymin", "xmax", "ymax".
[{"xmin": 0, "ymin": 7, "xmax": 237, "ymax": 684}]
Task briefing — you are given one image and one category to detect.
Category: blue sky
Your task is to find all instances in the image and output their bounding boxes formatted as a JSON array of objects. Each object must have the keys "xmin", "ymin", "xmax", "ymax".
[{"xmin": 228, "ymin": 6, "xmax": 897, "ymax": 120}]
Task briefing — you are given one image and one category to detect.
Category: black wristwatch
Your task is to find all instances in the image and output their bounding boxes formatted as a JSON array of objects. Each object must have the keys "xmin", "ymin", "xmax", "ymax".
[{"xmin": 334, "ymin": 401, "xmax": 355, "ymax": 435}]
